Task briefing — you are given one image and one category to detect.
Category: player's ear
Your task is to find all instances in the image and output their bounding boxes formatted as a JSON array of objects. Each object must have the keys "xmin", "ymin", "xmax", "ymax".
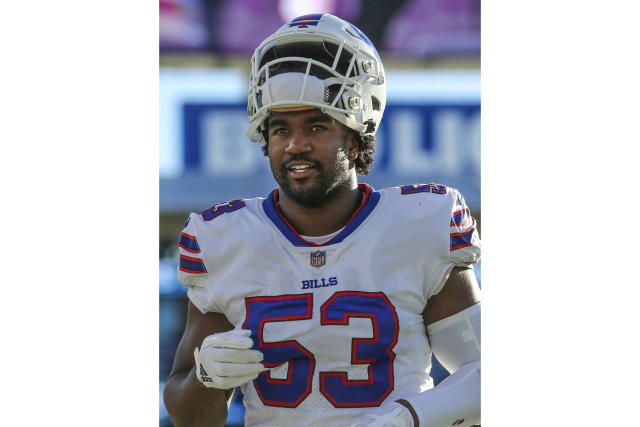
[{"xmin": 347, "ymin": 131, "xmax": 359, "ymax": 161}]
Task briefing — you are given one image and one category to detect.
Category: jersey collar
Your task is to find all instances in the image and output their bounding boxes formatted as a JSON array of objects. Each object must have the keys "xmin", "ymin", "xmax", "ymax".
[{"xmin": 262, "ymin": 183, "xmax": 380, "ymax": 247}]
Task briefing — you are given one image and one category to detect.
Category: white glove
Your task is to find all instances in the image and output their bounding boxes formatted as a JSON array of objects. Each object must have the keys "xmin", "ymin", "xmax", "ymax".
[
  {"xmin": 193, "ymin": 329, "xmax": 265, "ymax": 389},
  {"xmin": 350, "ymin": 402, "xmax": 413, "ymax": 427}
]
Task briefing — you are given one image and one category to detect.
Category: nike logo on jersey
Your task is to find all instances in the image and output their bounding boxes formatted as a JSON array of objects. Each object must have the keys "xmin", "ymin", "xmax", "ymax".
[{"xmin": 301, "ymin": 277, "xmax": 338, "ymax": 289}]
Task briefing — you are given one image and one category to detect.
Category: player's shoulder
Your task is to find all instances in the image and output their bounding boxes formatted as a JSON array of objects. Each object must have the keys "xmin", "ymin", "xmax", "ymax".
[
  {"xmin": 377, "ymin": 183, "xmax": 465, "ymax": 212},
  {"xmin": 375, "ymin": 183, "xmax": 480, "ymax": 264},
  {"xmin": 367, "ymin": 184, "xmax": 464, "ymax": 233},
  {"xmin": 179, "ymin": 196, "xmax": 266, "ymax": 249},
  {"xmin": 177, "ymin": 196, "xmax": 265, "ymax": 278},
  {"xmin": 184, "ymin": 196, "xmax": 264, "ymax": 230}
]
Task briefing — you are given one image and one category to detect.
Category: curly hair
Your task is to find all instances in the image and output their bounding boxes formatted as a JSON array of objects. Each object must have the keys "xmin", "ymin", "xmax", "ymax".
[{"xmin": 259, "ymin": 126, "xmax": 376, "ymax": 175}]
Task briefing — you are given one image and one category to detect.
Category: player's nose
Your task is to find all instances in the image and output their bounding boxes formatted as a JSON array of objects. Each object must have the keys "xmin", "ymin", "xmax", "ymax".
[{"xmin": 284, "ymin": 131, "xmax": 311, "ymax": 153}]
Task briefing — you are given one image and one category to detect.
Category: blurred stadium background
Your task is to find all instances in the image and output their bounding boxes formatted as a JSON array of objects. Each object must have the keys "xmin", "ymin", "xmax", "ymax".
[{"xmin": 159, "ymin": 0, "xmax": 480, "ymax": 425}]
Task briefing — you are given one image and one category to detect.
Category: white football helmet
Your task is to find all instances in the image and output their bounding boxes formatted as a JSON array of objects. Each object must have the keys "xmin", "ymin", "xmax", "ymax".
[{"xmin": 247, "ymin": 13, "xmax": 386, "ymax": 142}]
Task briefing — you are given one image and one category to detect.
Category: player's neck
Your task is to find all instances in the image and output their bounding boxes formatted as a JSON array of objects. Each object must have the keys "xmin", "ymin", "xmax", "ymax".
[{"xmin": 277, "ymin": 183, "xmax": 363, "ymax": 237}]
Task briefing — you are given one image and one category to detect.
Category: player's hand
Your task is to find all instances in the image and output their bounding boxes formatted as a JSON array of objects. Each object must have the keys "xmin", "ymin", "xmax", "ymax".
[
  {"xmin": 193, "ymin": 329, "xmax": 265, "ymax": 389},
  {"xmin": 349, "ymin": 402, "xmax": 413, "ymax": 427}
]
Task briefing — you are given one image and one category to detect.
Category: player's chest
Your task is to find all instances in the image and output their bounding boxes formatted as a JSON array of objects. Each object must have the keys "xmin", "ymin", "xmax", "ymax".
[
  {"xmin": 225, "ymin": 239, "xmax": 418, "ymax": 289},
  {"xmin": 217, "ymin": 241, "xmax": 426, "ymax": 327}
]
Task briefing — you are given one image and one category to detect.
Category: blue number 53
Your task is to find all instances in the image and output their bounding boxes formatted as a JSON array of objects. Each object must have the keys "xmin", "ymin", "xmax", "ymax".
[{"xmin": 242, "ymin": 291, "xmax": 399, "ymax": 408}]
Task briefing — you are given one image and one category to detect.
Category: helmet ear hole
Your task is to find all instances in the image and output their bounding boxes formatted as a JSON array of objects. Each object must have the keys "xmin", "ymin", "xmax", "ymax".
[
  {"xmin": 364, "ymin": 120, "xmax": 376, "ymax": 134},
  {"xmin": 371, "ymin": 96, "xmax": 381, "ymax": 111}
]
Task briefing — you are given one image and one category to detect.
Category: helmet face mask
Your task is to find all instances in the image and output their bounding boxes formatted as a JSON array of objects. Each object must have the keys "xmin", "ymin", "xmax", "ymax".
[{"xmin": 247, "ymin": 14, "xmax": 386, "ymax": 143}]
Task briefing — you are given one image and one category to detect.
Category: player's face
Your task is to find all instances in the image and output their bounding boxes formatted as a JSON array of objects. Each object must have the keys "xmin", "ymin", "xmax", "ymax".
[{"xmin": 267, "ymin": 109, "xmax": 356, "ymax": 207}]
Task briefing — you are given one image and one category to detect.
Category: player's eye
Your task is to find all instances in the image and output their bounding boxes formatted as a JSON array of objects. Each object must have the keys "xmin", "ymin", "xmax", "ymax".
[
  {"xmin": 271, "ymin": 127, "xmax": 288, "ymax": 136},
  {"xmin": 311, "ymin": 124, "xmax": 327, "ymax": 132}
]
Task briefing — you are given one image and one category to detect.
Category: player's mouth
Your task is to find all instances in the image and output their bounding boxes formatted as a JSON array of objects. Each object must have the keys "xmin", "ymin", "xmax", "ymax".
[{"xmin": 286, "ymin": 161, "xmax": 317, "ymax": 179}]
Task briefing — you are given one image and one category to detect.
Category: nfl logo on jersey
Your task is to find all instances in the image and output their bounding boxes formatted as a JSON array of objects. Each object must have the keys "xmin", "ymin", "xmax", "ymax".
[{"xmin": 310, "ymin": 250, "xmax": 326, "ymax": 268}]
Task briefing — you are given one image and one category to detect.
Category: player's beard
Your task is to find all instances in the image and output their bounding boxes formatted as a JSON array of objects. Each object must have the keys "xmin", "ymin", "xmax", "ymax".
[{"xmin": 272, "ymin": 151, "xmax": 352, "ymax": 208}]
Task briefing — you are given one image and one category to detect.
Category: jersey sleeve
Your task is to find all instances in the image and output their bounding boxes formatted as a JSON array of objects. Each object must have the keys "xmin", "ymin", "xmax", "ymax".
[
  {"xmin": 426, "ymin": 187, "xmax": 481, "ymax": 299},
  {"xmin": 176, "ymin": 213, "xmax": 223, "ymax": 314},
  {"xmin": 448, "ymin": 189, "xmax": 481, "ymax": 266}
]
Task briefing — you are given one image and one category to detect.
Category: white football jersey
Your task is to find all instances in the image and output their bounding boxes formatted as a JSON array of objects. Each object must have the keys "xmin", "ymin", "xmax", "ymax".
[{"xmin": 177, "ymin": 183, "xmax": 480, "ymax": 427}]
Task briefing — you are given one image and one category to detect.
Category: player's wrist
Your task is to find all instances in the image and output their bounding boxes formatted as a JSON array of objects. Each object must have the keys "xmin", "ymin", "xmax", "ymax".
[{"xmin": 395, "ymin": 399, "xmax": 419, "ymax": 426}]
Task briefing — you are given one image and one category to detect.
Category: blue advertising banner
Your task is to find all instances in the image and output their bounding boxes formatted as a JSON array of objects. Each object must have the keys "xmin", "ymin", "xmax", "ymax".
[{"xmin": 159, "ymin": 69, "xmax": 480, "ymax": 212}]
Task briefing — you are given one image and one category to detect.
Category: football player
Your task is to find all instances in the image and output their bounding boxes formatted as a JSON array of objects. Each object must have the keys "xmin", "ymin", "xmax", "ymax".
[{"xmin": 164, "ymin": 13, "xmax": 481, "ymax": 427}]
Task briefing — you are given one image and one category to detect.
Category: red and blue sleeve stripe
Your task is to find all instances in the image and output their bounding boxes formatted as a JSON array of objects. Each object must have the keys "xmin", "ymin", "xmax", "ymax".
[
  {"xmin": 179, "ymin": 232, "xmax": 201, "ymax": 253},
  {"xmin": 450, "ymin": 227, "xmax": 476, "ymax": 251},
  {"xmin": 450, "ymin": 208, "xmax": 471, "ymax": 226},
  {"xmin": 179, "ymin": 254, "xmax": 208, "ymax": 274}
]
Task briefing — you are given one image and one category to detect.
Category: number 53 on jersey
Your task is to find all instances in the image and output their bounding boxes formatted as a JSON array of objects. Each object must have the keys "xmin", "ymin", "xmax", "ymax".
[{"xmin": 242, "ymin": 291, "xmax": 400, "ymax": 408}]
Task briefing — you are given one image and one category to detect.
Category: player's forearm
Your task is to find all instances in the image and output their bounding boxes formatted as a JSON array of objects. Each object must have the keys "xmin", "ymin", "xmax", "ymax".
[
  {"xmin": 163, "ymin": 367, "xmax": 230, "ymax": 427},
  {"xmin": 350, "ymin": 362, "xmax": 480, "ymax": 427},
  {"xmin": 396, "ymin": 303, "xmax": 481, "ymax": 427},
  {"xmin": 399, "ymin": 360, "xmax": 480, "ymax": 427}
]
